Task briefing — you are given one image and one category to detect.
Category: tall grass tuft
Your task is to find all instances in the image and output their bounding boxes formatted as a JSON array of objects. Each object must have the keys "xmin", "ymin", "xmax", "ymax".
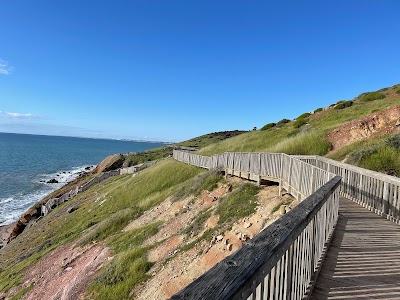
[
  {"xmin": 89, "ymin": 247, "xmax": 152, "ymax": 300},
  {"xmin": 268, "ymin": 131, "xmax": 331, "ymax": 155},
  {"xmin": 172, "ymin": 169, "xmax": 224, "ymax": 202},
  {"xmin": 79, "ymin": 207, "xmax": 142, "ymax": 245}
]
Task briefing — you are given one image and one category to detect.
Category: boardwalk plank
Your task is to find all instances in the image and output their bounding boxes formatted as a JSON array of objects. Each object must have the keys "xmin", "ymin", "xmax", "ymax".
[{"xmin": 310, "ymin": 197, "xmax": 400, "ymax": 300}]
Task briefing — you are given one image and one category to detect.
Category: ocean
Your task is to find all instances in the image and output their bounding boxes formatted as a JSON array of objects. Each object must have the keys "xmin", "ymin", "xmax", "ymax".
[{"xmin": 0, "ymin": 132, "xmax": 165, "ymax": 225}]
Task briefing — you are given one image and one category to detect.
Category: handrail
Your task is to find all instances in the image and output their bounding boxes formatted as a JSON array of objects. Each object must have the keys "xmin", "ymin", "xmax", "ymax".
[
  {"xmin": 170, "ymin": 176, "xmax": 341, "ymax": 300},
  {"xmin": 305, "ymin": 156, "xmax": 400, "ymax": 223},
  {"xmin": 171, "ymin": 150, "xmax": 341, "ymax": 299}
]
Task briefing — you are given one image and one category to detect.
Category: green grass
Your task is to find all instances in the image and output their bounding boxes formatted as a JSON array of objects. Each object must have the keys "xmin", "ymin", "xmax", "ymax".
[
  {"xmin": 360, "ymin": 92, "xmax": 386, "ymax": 102},
  {"xmin": 89, "ymin": 247, "xmax": 152, "ymax": 300},
  {"xmin": 292, "ymin": 118, "xmax": 308, "ymax": 128},
  {"xmin": 87, "ymin": 222, "xmax": 162, "ymax": 300},
  {"xmin": 123, "ymin": 131, "xmax": 246, "ymax": 166},
  {"xmin": 358, "ymin": 146, "xmax": 400, "ymax": 176},
  {"xmin": 172, "ymin": 169, "xmax": 224, "ymax": 202},
  {"xmin": 269, "ymin": 131, "xmax": 331, "ymax": 155},
  {"xmin": 216, "ymin": 183, "xmax": 260, "ymax": 225},
  {"xmin": 328, "ymin": 133, "xmax": 400, "ymax": 176},
  {"xmin": 0, "ymin": 160, "xmax": 203, "ymax": 295}
]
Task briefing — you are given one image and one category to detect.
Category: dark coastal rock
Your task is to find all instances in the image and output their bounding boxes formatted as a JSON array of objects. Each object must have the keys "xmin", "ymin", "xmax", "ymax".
[
  {"xmin": 47, "ymin": 178, "xmax": 59, "ymax": 183},
  {"xmin": 85, "ymin": 166, "xmax": 91, "ymax": 170},
  {"xmin": 94, "ymin": 154, "xmax": 125, "ymax": 173}
]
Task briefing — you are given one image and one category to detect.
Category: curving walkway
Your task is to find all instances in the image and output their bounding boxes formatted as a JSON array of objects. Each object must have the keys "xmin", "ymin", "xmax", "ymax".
[{"xmin": 311, "ymin": 197, "xmax": 400, "ymax": 300}]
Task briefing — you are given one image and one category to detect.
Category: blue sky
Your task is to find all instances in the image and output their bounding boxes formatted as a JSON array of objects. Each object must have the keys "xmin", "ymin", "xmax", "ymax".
[{"xmin": 0, "ymin": 1, "xmax": 399, "ymax": 142}]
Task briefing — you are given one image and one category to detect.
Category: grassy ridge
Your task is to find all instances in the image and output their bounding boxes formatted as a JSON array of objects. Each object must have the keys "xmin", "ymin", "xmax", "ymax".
[
  {"xmin": 199, "ymin": 84, "xmax": 400, "ymax": 157},
  {"xmin": 0, "ymin": 160, "xmax": 203, "ymax": 295}
]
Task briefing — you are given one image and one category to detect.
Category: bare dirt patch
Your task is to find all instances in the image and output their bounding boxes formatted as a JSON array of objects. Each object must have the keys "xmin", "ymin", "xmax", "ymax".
[
  {"xmin": 327, "ymin": 104, "xmax": 400, "ymax": 150},
  {"xmin": 16, "ymin": 242, "xmax": 110, "ymax": 300},
  {"xmin": 133, "ymin": 182, "xmax": 295, "ymax": 300}
]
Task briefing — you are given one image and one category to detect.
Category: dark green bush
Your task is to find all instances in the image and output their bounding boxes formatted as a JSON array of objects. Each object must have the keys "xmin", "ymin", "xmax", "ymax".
[
  {"xmin": 396, "ymin": 89, "xmax": 400, "ymax": 95},
  {"xmin": 347, "ymin": 145, "xmax": 378, "ymax": 164},
  {"xmin": 360, "ymin": 92, "xmax": 385, "ymax": 102},
  {"xmin": 277, "ymin": 119, "xmax": 290, "ymax": 126},
  {"xmin": 293, "ymin": 118, "xmax": 308, "ymax": 128},
  {"xmin": 334, "ymin": 100, "xmax": 353, "ymax": 110},
  {"xmin": 260, "ymin": 123, "xmax": 276, "ymax": 131},
  {"xmin": 314, "ymin": 108, "xmax": 323, "ymax": 112},
  {"xmin": 359, "ymin": 146, "xmax": 400, "ymax": 176},
  {"xmin": 297, "ymin": 112, "xmax": 311, "ymax": 119},
  {"xmin": 385, "ymin": 133, "xmax": 400, "ymax": 149}
]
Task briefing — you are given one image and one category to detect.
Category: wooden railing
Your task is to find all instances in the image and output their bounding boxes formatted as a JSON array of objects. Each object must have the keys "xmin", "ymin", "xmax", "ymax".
[
  {"xmin": 171, "ymin": 150, "xmax": 341, "ymax": 299},
  {"xmin": 173, "ymin": 151, "xmax": 334, "ymax": 201},
  {"xmin": 301, "ymin": 156, "xmax": 400, "ymax": 224}
]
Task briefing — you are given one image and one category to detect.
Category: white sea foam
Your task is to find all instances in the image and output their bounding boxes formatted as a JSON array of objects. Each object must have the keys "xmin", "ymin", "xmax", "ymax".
[{"xmin": 0, "ymin": 165, "xmax": 96, "ymax": 226}]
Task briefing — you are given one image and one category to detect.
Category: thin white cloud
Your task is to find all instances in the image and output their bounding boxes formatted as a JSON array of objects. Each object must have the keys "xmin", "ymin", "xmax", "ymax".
[
  {"xmin": 0, "ymin": 59, "xmax": 13, "ymax": 75},
  {"xmin": 0, "ymin": 111, "xmax": 43, "ymax": 119}
]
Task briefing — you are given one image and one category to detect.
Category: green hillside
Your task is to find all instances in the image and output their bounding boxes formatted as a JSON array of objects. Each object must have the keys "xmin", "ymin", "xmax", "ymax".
[
  {"xmin": 2, "ymin": 83, "xmax": 400, "ymax": 299},
  {"xmin": 198, "ymin": 85, "xmax": 400, "ymax": 165}
]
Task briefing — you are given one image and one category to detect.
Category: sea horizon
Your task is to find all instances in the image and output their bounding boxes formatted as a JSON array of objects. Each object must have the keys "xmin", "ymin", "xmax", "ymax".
[
  {"xmin": 0, "ymin": 131, "xmax": 173, "ymax": 144},
  {"xmin": 0, "ymin": 132, "xmax": 166, "ymax": 226}
]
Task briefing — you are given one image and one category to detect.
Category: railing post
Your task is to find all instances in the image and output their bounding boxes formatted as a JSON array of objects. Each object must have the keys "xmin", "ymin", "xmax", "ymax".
[{"xmin": 383, "ymin": 182, "xmax": 390, "ymax": 216}]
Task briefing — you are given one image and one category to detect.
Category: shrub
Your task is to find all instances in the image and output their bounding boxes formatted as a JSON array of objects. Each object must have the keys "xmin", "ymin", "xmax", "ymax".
[
  {"xmin": 314, "ymin": 108, "xmax": 323, "ymax": 112},
  {"xmin": 385, "ymin": 133, "xmax": 400, "ymax": 149},
  {"xmin": 293, "ymin": 118, "xmax": 308, "ymax": 128},
  {"xmin": 260, "ymin": 123, "xmax": 276, "ymax": 131},
  {"xmin": 347, "ymin": 145, "xmax": 378, "ymax": 164},
  {"xmin": 297, "ymin": 112, "xmax": 311, "ymax": 119},
  {"xmin": 359, "ymin": 146, "xmax": 400, "ymax": 176},
  {"xmin": 277, "ymin": 119, "xmax": 290, "ymax": 127},
  {"xmin": 334, "ymin": 100, "xmax": 353, "ymax": 110},
  {"xmin": 360, "ymin": 92, "xmax": 385, "ymax": 102},
  {"xmin": 396, "ymin": 89, "xmax": 400, "ymax": 95}
]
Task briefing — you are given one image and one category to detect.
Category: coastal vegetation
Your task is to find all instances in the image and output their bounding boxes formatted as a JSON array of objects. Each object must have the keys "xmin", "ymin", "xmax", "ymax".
[
  {"xmin": 123, "ymin": 130, "xmax": 246, "ymax": 166},
  {"xmin": 1, "ymin": 82, "xmax": 400, "ymax": 299}
]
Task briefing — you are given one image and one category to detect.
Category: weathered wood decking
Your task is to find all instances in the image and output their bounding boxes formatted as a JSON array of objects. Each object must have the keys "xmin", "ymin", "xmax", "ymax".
[{"xmin": 311, "ymin": 197, "xmax": 400, "ymax": 300}]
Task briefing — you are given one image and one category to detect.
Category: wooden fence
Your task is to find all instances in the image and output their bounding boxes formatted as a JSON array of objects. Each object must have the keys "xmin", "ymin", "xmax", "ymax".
[
  {"xmin": 171, "ymin": 150, "xmax": 340, "ymax": 299},
  {"xmin": 173, "ymin": 151, "xmax": 334, "ymax": 202},
  {"xmin": 299, "ymin": 156, "xmax": 400, "ymax": 224}
]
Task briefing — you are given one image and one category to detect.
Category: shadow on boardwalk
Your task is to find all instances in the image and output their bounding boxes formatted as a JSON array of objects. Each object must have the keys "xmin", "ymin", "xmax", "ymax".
[{"xmin": 311, "ymin": 197, "xmax": 400, "ymax": 300}]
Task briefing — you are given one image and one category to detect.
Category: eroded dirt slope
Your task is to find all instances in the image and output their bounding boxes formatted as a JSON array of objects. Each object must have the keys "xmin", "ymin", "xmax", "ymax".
[{"xmin": 327, "ymin": 104, "xmax": 400, "ymax": 150}]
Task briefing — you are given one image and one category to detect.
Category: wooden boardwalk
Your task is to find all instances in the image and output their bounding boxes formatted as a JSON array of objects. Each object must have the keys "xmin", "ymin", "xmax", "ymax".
[{"xmin": 310, "ymin": 197, "xmax": 400, "ymax": 300}]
